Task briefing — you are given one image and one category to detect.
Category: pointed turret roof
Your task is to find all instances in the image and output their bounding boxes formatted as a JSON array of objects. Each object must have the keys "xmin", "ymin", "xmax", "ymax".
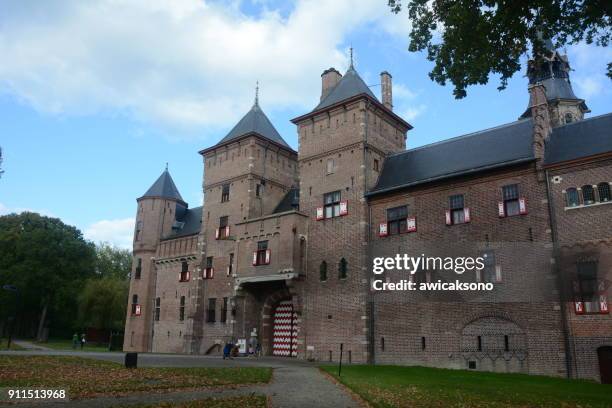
[
  {"xmin": 313, "ymin": 65, "xmax": 378, "ymax": 112},
  {"xmin": 140, "ymin": 169, "xmax": 185, "ymax": 203}
]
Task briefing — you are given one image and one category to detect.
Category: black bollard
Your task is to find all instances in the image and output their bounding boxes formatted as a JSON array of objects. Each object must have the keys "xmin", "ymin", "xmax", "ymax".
[{"xmin": 125, "ymin": 352, "xmax": 138, "ymax": 368}]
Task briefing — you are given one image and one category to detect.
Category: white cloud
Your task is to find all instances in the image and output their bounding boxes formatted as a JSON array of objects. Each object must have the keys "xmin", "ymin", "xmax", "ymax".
[
  {"xmin": 84, "ymin": 218, "xmax": 135, "ymax": 249},
  {"xmin": 399, "ymin": 104, "xmax": 427, "ymax": 122},
  {"xmin": 0, "ymin": 202, "xmax": 56, "ymax": 218},
  {"xmin": 0, "ymin": 0, "xmax": 409, "ymax": 137},
  {"xmin": 566, "ymin": 42, "xmax": 612, "ymax": 100}
]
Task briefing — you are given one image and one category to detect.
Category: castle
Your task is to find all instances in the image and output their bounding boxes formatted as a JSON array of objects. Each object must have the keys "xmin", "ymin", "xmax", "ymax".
[{"xmin": 124, "ymin": 45, "xmax": 612, "ymax": 383}]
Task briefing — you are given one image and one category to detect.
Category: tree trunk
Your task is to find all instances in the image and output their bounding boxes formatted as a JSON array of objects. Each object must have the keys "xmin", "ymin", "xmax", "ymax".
[{"xmin": 36, "ymin": 301, "xmax": 48, "ymax": 342}]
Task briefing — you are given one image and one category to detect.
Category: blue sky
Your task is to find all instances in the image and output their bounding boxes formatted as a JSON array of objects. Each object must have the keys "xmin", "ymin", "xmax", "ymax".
[{"xmin": 1, "ymin": 0, "xmax": 611, "ymax": 248}]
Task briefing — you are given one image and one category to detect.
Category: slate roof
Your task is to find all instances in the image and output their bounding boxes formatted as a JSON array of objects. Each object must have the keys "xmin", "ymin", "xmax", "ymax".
[
  {"xmin": 368, "ymin": 118, "xmax": 535, "ymax": 196},
  {"xmin": 544, "ymin": 113, "xmax": 612, "ymax": 165},
  {"xmin": 141, "ymin": 170, "xmax": 185, "ymax": 202},
  {"xmin": 164, "ymin": 206, "xmax": 203, "ymax": 240},
  {"xmin": 273, "ymin": 187, "xmax": 300, "ymax": 213},
  {"xmin": 520, "ymin": 77, "xmax": 589, "ymax": 118},
  {"xmin": 215, "ymin": 102, "xmax": 292, "ymax": 150},
  {"xmin": 313, "ymin": 66, "xmax": 378, "ymax": 112}
]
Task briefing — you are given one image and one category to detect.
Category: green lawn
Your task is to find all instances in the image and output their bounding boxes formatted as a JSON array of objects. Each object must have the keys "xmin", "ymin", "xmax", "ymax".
[
  {"xmin": 37, "ymin": 338, "xmax": 112, "ymax": 352},
  {"xmin": 0, "ymin": 338, "xmax": 24, "ymax": 350},
  {"xmin": 111, "ymin": 396, "xmax": 267, "ymax": 408},
  {"xmin": 0, "ymin": 356, "xmax": 272, "ymax": 399},
  {"xmin": 321, "ymin": 365, "xmax": 612, "ymax": 408}
]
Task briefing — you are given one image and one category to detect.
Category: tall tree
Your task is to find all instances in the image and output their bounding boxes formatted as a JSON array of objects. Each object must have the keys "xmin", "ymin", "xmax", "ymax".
[
  {"xmin": 94, "ymin": 242, "xmax": 132, "ymax": 279},
  {"xmin": 78, "ymin": 277, "xmax": 128, "ymax": 334},
  {"xmin": 0, "ymin": 212, "xmax": 96, "ymax": 339},
  {"xmin": 388, "ymin": 0, "xmax": 611, "ymax": 98}
]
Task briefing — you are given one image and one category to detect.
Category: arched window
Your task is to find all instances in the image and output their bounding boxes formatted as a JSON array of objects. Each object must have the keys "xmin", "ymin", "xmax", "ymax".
[
  {"xmin": 582, "ymin": 185, "xmax": 595, "ymax": 205},
  {"xmin": 564, "ymin": 112, "xmax": 574, "ymax": 124},
  {"xmin": 338, "ymin": 258, "xmax": 348, "ymax": 279},
  {"xmin": 566, "ymin": 188, "xmax": 579, "ymax": 207},
  {"xmin": 319, "ymin": 261, "xmax": 327, "ymax": 282},
  {"xmin": 598, "ymin": 182, "xmax": 611, "ymax": 202}
]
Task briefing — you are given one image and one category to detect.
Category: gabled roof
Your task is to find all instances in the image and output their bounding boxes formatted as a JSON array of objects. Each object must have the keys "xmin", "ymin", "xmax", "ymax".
[
  {"xmin": 163, "ymin": 206, "xmax": 202, "ymax": 240},
  {"xmin": 313, "ymin": 66, "xmax": 378, "ymax": 111},
  {"xmin": 544, "ymin": 113, "xmax": 612, "ymax": 166},
  {"xmin": 141, "ymin": 170, "xmax": 185, "ymax": 202},
  {"xmin": 213, "ymin": 102, "xmax": 291, "ymax": 150},
  {"xmin": 368, "ymin": 118, "xmax": 535, "ymax": 196}
]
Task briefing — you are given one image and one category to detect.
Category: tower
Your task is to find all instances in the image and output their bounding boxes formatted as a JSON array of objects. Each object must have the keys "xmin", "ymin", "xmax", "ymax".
[
  {"xmin": 520, "ymin": 39, "xmax": 590, "ymax": 127},
  {"xmin": 291, "ymin": 56, "xmax": 412, "ymax": 363},
  {"xmin": 124, "ymin": 168, "xmax": 187, "ymax": 352}
]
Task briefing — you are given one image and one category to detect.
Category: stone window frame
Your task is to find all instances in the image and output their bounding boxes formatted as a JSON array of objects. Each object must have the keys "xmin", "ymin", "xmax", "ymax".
[
  {"xmin": 154, "ymin": 297, "xmax": 161, "ymax": 321},
  {"xmin": 179, "ymin": 296, "xmax": 186, "ymax": 321},
  {"xmin": 563, "ymin": 181, "xmax": 612, "ymax": 210},
  {"xmin": 319, "ymin": 261, "xmax": 328, "ymax": 282},
  {"xmin": 338, "ymin": 258, "xmax": 348, "ymax": 280},
  {"xmin": 221, "ymin": 183, "xmax": 230, "ymax": 203}
]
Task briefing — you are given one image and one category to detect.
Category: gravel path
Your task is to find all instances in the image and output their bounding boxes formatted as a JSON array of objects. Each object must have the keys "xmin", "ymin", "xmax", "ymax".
[{"xmin": 0, "ymin": 351, "xmax": 363, "ymax": 408}]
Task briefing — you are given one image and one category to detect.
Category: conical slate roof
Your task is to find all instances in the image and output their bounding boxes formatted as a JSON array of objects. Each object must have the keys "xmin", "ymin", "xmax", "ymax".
[
  {"xmin": 216, "ymin": 102, "xmax": 291, "ymax": 149},
  {"xmin": 313, "ymin": 66, "xmax": 378, "ymax": 112},
  {"xmin": 141, "ymin": 170, "xmax": 184, "ymax": 202}
]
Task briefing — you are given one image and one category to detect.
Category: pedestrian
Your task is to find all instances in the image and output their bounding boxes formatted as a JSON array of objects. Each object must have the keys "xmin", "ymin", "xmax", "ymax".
[
  {"xmin": 72, "ymin": 333, "xmax": 79, "ymax": 350},
  {"xmin": 223, "ymin": 342, "xmax": 231, "ymax": 360},
  {"xmin": 80, "ymin": 333, "xmax": 86, "ymax": 350},
  {"xmin": 255, "ymin": 343, "xmax": 262, "ymax": 358}
]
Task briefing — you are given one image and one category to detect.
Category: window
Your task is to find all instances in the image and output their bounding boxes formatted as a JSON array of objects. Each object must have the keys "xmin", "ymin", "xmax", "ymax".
[
  {"xmin": 221, "ymin": 184, "xmax": 230, "ymax": 202},
  {"xmin": 480, "ymin": 250, "xmax": 499, "ymax": 283},
  {"xmin": 326, "ymin": 158, "xmax": 335, "ymax": 174},
  {"xmin": 179, "ymin": 296, "xmax": 185, "ymax": 321},
  {"xmin": 320, "ymin": 261, "xmax": 328, "ymax": 281},
  {"xmin": 598, "ymin": 183, "xmax": 611, "ymax": 202},
  {"xmin": 566, "ymin": 188, "xmax": 580, "ymax": 207},
  {"xmin": 216, "ymin": 216, "xmax": 229, "ymax": 239},
  {"xmin": 154, "ymin": 297, "xmax": 160, "ymax": 321},
  {"xmin": 254, "ymin": 241, "xmax": 269, "ymax": 266},
  {"xmin": 131, "ymin": 294, "xmax": 139, "ymax": 315},
  {"xmin": 135, "ymin": 221, "xmax": 142, "ymax": 241},
  {"xmin": 373, "ymin": 159, "xmax": 379, "ymax": 172},
  {"xmin": 324, "ymin": 191, "xmax": 341, "ymax": 219},
  {"xmin": 575, "ymin": 261, "xmax": 606, "ymax": 314},
  {"xmin": 338, "ymin": 258, "xmax": 348, "ymax": 279},
  {"xmin": 228, "ymin": 253, "xmax": 234, "ymax": 276},
  {"xmin": 502, "ymin": 184, "xmax": 520, "ymax": 216},
  {"xmin": 207, "ymin": 298, "xmax": 216, "ymax": 323},
  {"xmin": 180, "ymin": 261, "xmax": 189, "ymax": 282},
  {"xmin": 449, "ymin": 194, "xmax": 465, "ymax": 224},
  {"xmin": 582, "ymin": 185, "xmax": 595, "ymax": 205},
  {"xmin": 387, "ymin": 205, "xmax": 408, "ymax": 235},
  {"xmin": 204, "ymin": 256, "xmax": 214, "ymax": 279},
  {"xmin": 221, "ymin": 297, "xmax": 228, "ymax": 323},
  {"xmin": 135, "ymin": 258, "xmax": 142, "ymax": 279},
  {"xmin": 565, "ymin": 112, "xmax": 574, "ymax": 124},
  {"xmin": 256, "ymin": 184, "xmax": 262, "ymax": 197}
]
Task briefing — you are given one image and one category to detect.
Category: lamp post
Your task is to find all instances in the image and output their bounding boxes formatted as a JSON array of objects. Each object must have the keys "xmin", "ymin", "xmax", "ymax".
[{"xmin": 2, "ymin": 285, "xmax": 19, "ymax": 350}]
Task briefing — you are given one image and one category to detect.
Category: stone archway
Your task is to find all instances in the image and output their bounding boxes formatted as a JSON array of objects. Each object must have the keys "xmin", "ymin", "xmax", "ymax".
[{"xmin": 261, "ymin": 288, "xmax": 300, "ymax": 357}]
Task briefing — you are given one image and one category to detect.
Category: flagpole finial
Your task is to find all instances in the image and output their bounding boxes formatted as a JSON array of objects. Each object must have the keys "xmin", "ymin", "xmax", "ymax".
[
  {"xmin": 349, "ymin": 46, "xmax": 354, "ymax": 69},
  {"xmin": 254, "ymin": 81, "xmax": 259, "ymax": 106},
  {"xmin": 165, "ymin": 162, "xmax": 168, "ymax": 171}
]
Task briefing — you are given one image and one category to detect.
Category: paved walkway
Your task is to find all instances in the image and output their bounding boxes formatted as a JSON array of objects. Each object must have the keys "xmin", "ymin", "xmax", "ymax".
[
  {"xmin": 0, "ymin": 350, "xmax": 363, "ymax": 408},
  {"xmin": 12, "ymin": 339, "xmax": 53, "ymax": 351}
]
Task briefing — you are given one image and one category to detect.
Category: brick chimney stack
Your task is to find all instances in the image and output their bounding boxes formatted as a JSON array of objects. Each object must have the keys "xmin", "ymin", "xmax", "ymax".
[
  {"xmin": 380, "ymin": 71, "xmax": 393, "ymax": 110},
  {"xmin": 321, "ymin": 68, "xmax": 341, "ymax": 101},
  {"xmin": 528, "ymin": 82, "xmax": 552, "ymax": 161}
]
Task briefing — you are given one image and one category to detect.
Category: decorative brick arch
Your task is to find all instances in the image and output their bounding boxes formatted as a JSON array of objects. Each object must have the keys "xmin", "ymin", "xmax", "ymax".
[
  {"xmin": 457, "ymin": 309, "xmax": 526, "ymax": 333},
  {"xmin": 260, "ymin": 287, "xmax": 300, "ymax": 356}
]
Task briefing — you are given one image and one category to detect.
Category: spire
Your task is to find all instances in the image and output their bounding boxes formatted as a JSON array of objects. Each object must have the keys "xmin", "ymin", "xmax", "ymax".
[
  {"xmin": 165, "ymin": 162, "xmax": 168, "ymax": 171},
  {"xmin": 141, "ymin": 169, "xmax": 185, "ymax": 203},
  {"xmin": 254, "ymin": 81, "xmax": 259, "ymax": 107},
  {"xmin": 349, "ymin": 46, "xmax": 354, "ymax": 70}
]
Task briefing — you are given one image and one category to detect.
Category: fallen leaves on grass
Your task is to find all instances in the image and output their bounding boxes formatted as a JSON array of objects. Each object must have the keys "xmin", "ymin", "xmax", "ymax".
[{"xmin": 112, "ymin": 395, "xmax": 267, "ymax": 408}]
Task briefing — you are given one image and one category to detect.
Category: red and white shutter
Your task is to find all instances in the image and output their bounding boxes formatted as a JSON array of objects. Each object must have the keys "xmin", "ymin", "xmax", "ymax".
[
  {"xmin": 407, "ymin": 217, "xmax": 417, "ymax": 233},
  {"xmin": 519, "ymin": 197, "xmax": 528, "ymax": 215},
  {"xmin": 464, "ymin": 208, "xmax": 471, "ymax": 223},
  {"xmin": 316, "ymin": 207, "xmax": 324, "ymax": 221},
  {"xmin": 215, "ymin": 228, "xmax": 220, "ymax": 239},
  {"xmin": 225, "ymin": 225, "xmax": 230, "ymax": 237},
  {"xmin": 574, "ymin": 301, "xmax": 584, "ymax": 314},
  {"xmin": 226, "ymin": 266, "xmax": 231, "ymax": 276},
  {"xmin": 601, "ymin": 295, "xmax": 609, "ymax": 314},
  {"xmin": 445, "ymin": 210, "xmax": 452, "ymax": 225},
  {"xmin": 265, "ymin": 249, "xmax": 271, "ymax": 264},
  {"xmin": 498, "ymin": 202, "xmax": 505, "ymax": 217},
  {"xmin": 135, "ymin": 305, "xmax": 141, "ymax": 316},
  {"xmin": 339, "ymin": 200, "xmax": 348, "ymax": 216},
  {"xmin": 252, "ymin": 251, "xmax": 258, "ymax": 266},
  {"xmin": 378, "ymin": 223, "xmax": 388, "ymax": 237},
  {"xmin": 186, "ymin": 271, "xmax": 190, "ymax": 281}
]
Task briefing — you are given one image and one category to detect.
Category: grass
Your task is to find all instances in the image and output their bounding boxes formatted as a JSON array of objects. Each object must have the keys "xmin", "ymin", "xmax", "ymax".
[
  {"xmin": 0, "ymin": 356, "xmax": 272, "ymax": 400},
  {"xmin": 0, "ymin": 338, "xmax": 24, "ymax": 350},
  {"xmin": 111, "ymin": 396, "xmax": 267, "ymax": 408},
  {"xmin": 321, "ymin": 365, "xmax": 612, "ymax": 408},
  {"xmin": 36, "ymin": 338, "xmax": 112, "ymax": 352}
]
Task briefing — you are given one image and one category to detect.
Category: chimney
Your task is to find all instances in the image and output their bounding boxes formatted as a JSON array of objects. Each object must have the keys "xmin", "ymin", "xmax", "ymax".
[
  {"xmin": 321, "ymin": 68, "xmax": 341, "ymax": 101},
  {"xmin": 380, "ymin": 71, "xmax": 393, "ymax": 110},
  {"xmin": 528, "ymin": 82, "xmax": 551, "ymax": 161}
]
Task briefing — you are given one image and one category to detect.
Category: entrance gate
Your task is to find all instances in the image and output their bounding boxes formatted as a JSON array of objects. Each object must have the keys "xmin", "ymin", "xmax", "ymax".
[{"xmin": 272, "ymin": 300, "xmax": 298, "ymax": 357}]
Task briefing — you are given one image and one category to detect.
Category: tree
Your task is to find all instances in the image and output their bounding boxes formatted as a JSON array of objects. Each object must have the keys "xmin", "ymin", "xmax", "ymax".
[
  {"xmin": 94, "ymin": 242, "xmax": 132, "ymax": 279},
  {"xmin": 0, "ymin": 212, "xmax": 96, "ymax": 340},
  {"xmin": 78, "ymin": 277, "xmax": 128, "ymax": 334},
  {"xmin": 388, "ymin": 0, "xmax": 611, "ymax": 98}
]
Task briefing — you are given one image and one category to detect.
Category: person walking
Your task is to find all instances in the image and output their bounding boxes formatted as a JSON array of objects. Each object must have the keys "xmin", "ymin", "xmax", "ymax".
[
  {"xmin": 80, "ymin": 333, "xmax": 86, "ymax": 350},
  {"xmin": 72, "ymin": 333, "xmax": 79, "ymax": 350}
]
